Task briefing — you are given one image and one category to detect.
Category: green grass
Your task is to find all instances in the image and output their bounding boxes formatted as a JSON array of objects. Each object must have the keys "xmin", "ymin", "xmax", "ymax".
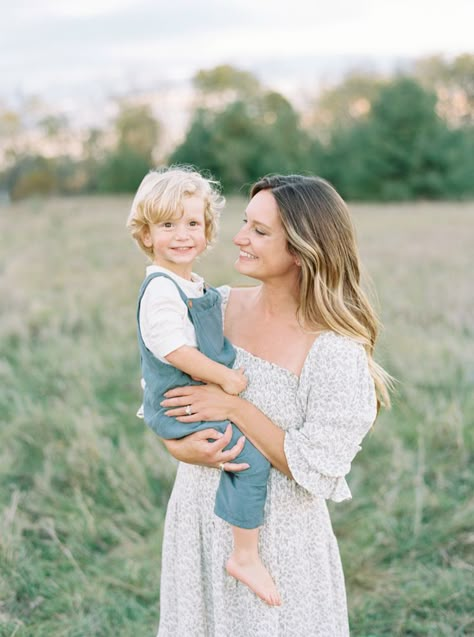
[{"xmin": 0, "ymin": 196, "xmax": 473, "ymax": 636}]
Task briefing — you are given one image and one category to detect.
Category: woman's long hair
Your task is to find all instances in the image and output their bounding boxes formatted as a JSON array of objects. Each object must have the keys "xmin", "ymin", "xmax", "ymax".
[{"xmin": 250, "ymin": 174, "xmax": 392, "ymax": 408}]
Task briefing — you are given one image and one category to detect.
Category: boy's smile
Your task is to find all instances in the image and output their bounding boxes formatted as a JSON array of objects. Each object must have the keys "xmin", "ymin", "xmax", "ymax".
[{"xmin": 142, "ymin": 195, "xmax": 207, "ymax": 279}]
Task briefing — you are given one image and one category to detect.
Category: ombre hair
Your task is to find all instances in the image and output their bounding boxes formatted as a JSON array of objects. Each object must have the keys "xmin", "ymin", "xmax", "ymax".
[
  {"xmin": 250, "ymin": 174, "xmax": 393, "ymax": 408},
  {"xmin": 126, "ymin": 165, "xmax": 225, "ymax": 259}
]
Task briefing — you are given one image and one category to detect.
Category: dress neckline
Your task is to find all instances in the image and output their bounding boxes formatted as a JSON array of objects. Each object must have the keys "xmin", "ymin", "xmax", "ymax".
[{"xmin": 234, "ymin": 332, "xmax": 330, "ymax": 382}]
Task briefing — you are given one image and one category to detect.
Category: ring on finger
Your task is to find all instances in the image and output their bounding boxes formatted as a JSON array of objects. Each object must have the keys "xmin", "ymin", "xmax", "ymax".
[
  {"xmin": 218, "ymin": 462, "xmax": 226, "ymax": 472},
  {"xmin": 185, "ymin": 404, "xmax": 192, "ymax": 416}
]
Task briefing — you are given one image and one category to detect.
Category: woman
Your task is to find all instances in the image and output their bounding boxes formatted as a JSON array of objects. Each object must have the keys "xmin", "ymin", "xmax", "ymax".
[{"xmin": 157, "ymin": 174, "xmax": 391, "ymax": 636}]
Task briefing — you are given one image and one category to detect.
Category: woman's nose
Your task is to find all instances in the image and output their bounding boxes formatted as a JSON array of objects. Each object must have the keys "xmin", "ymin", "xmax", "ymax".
[{"xmin": 233, "ymin": 227, "xmax": 248, "ymax": 245}]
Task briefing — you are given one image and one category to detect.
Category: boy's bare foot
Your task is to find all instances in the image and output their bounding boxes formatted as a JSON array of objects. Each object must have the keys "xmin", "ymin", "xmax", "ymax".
[{"xmin": 226, "ymin": 553, "xmax": 282, "ymax": 606}]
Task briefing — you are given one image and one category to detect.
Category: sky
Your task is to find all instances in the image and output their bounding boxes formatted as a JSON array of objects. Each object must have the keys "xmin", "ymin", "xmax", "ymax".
[{"xmin": 2, "ymin": 0, "xmax": 473, "ymax": 101}]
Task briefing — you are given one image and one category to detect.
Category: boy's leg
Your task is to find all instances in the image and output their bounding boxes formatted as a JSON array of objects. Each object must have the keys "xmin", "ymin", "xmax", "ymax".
[
  {"xmin": 226, "ymin": 526, "xmax": 281, "ymax": 606},
  {"xmin": 213, "ymin": 424, "xmax": 280, "ymax": 605},
  {"xmin": 213, "ymin": 423, "xmax": 270, "ymax": 528}
]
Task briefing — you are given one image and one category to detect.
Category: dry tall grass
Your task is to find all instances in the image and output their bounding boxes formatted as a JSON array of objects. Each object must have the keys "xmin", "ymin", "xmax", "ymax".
[{"xmin": 0, "ymin": 196, "xmax": 473, "ymax": 636}]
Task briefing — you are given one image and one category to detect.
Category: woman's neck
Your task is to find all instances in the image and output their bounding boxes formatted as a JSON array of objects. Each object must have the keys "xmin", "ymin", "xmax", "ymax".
[{"xmin": 252, "ymin": 279, "xmax": 300, "ymax": 322}]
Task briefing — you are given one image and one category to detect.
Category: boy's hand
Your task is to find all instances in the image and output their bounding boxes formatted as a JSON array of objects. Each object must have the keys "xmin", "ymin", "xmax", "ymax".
[{"xmin": 221, "ymin": 367, "xmax": 248, "ymax": 395}]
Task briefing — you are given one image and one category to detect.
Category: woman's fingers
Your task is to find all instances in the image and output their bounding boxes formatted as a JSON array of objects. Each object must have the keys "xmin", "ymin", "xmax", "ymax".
[
  {"xmin": 208, "ymin": 423, "xmax": 233, "ymax": 448},
  {"xmin": 210, "ymin": 426, "xmax": 247, "ymax": 460},
  {"xmin": 163, "ymin": 386, "xmax": 196, "ymax": 399},
  {"xmin": 223, "ymin": 462, "xmax": 250, "ymax": 473},
  {"xmin": 196, "ymin": 428, "xmax": 224, "ymax": 441},
  {"xmin": 161, "ymin": 396, "xmax": 191, "ymax": 408}
]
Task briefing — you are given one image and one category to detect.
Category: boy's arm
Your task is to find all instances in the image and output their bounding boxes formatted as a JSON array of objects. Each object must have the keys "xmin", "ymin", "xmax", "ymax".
[{"xmin": 165, "ymin": 346, "xmax": 247, "ymax": 395}]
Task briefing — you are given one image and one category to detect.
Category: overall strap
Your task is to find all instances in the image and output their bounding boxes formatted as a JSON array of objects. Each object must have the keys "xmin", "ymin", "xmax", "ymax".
[
  {"xmin": 136, "ymin": 272, "xmax": 192, "ymax": 348},
  {"xmin": 137, "ymin": 271, "xmax": 189, "ymax": 306}
]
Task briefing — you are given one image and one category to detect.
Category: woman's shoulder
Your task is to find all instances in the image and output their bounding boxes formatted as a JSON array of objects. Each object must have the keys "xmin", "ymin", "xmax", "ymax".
[
  {"xmin": 307, "ymin": 330, "xmax": 367, "ymax": 369},
  {"xmin": 216, "ymin": 285, "xmax": 257, "ymax": 309},
  {"xmin": 300, "ymin": 331, "xmax": 372, "ymax": 401}
]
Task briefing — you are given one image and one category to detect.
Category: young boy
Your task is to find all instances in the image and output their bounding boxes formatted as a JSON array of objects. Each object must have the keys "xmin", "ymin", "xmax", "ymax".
[{"xmin": 126, "ymin": 166, "xmax": 281, "ymax": 606}]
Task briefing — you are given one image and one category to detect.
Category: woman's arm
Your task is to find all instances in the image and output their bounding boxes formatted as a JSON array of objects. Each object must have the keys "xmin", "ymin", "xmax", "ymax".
[
  {"xmin": 162, "ymin": 335, "xmax": 377, "ymax": 498},
  {"xmin": 161, "ymin": 384, "xmax": 292, "ymax": 478}
]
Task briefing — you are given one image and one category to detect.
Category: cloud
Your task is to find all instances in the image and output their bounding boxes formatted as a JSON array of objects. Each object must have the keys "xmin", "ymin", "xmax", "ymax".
[
  {"xmin": 6, "ymin": 0, "xmax": 138, "ymax": 20},
  {"xmin": 1, "ymin": 0, "xmax": 473, "ymax": 100}
]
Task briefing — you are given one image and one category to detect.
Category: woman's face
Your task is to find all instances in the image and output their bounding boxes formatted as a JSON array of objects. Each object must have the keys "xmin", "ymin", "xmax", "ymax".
[{"xmin": 233, "ymin": 189, "xmax": 299, "ymax": 281}]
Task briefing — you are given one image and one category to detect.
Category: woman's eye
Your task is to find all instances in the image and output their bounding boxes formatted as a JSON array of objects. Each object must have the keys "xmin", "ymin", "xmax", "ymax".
[{"xmin": 255, "ymin": 228, "xmax": 266, "ymax": 236}]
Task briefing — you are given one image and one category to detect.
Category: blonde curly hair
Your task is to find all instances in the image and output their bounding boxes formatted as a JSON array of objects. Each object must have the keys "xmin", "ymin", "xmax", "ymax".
[{"xmin": 126, "ymin": 165, "xmax": 225, "ymax": 259}]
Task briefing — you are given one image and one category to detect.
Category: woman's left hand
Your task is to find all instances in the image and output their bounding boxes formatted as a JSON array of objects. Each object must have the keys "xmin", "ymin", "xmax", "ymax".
[{"xmin": 161, "ymin": 383, "xmax": 239, "ymax": 423}]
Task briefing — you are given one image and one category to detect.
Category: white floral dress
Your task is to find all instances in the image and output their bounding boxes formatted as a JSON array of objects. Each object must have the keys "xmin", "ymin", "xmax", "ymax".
[{"xmin": 157, "ymin": 286, "xmax": 377, "ymax": 637}]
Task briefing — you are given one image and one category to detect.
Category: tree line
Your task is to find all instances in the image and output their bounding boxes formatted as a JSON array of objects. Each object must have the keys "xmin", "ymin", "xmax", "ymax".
[{"xmin": 1, "ymin": 55, "xmax": 473, "ymax": 201}]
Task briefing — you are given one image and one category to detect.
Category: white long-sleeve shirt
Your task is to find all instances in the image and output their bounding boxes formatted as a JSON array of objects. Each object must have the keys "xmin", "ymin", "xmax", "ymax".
[
  {"xmin": 139, "ymin": 265, "xmax": 205, "ymax": 363},
  {"xmin": 137, "ymin": 265, "xmax": 205, "ymax": 419}
]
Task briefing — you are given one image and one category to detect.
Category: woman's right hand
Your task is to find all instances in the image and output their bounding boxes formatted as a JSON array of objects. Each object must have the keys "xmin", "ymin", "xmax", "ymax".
[{"xmin": 161, "ymin": 423, "xmax": 249, "ymax": 473}]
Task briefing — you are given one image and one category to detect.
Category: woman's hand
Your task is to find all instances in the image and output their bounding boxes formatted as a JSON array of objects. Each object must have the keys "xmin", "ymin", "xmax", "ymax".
[
  {"xmin": 161, "ymin": 383, "xmax": 238, "ymax": 423},
  {"xmin": 161, "ymin": 424, "xmax": 249, "ymax": 473}
]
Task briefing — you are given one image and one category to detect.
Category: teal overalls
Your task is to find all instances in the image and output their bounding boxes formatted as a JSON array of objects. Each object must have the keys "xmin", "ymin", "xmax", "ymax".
[{"xmin": 137, "ymin": 272, "xmax": 270, "ymax": 529}]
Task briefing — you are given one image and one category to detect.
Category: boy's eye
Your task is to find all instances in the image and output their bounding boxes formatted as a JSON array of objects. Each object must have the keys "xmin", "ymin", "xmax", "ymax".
[
  {"xmin": 163, "ymin": 222, "xmax": 173, "ymax": 228},
  {"xmin": 189, "ymin": 220, "xmax": 200, "ymax": 227}
]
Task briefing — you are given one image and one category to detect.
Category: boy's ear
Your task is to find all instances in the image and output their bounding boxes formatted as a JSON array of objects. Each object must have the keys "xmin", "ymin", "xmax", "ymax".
[{"xmin": 142, "ymin": 227, "xmax": 152, "ymax": 248}]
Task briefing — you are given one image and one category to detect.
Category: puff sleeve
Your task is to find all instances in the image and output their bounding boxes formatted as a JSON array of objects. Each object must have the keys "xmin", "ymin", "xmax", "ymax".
[{"xmin": 284, "ymin": 333, "xmax": 377, "ymax": 502}]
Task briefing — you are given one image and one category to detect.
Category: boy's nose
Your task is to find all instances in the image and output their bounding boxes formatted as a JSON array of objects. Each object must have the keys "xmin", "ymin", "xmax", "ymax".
[{"xmin": 175, "ymin": 226, "xmax": 189, "ymax": 239}]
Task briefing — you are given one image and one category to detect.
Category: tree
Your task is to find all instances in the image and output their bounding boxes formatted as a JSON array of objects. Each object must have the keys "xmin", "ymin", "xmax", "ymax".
[
  {"xmin": 193, "ymin": 64, "xmax": 261, "ymax": 109},
  {"xmin": 7, "ymin": 155, "xmax": 57, "ymax": 200},
  {"xmin": 414, "ymin": 54, "xmax": 474, "ymax": 126},
  {"xmin": 169, "ymin": 89, "xmax": 311, "ymax": 191},
  {"xmin": 324, "ymin": 76, "xmax": 474, "ymax": 200},
  {"xmin": 98, "ymin": 102, "xmax": 161, "ymax": 192},
  {"xmin": 114, "ymin": 102, "xmax": 160, "ymax": 161},
  {"xmin": 309, "ymin": 72, "xmax": 385, "ymax": 139}
]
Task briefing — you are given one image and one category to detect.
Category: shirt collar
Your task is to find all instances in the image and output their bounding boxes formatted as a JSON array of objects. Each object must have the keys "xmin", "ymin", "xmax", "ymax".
[{"xmin": 145, "ymin": 265, "xmax": 205, "ymax": 291}]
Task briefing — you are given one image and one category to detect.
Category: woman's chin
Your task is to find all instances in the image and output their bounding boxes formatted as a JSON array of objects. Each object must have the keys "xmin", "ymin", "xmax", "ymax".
[{"xmin": 234, "ymin": 259, "xmax": 255, "ymax": 275}]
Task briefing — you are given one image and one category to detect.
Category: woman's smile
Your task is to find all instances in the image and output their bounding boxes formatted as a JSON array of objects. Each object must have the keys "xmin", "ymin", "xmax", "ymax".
[{"xmin": 239, "ymin": 250, "xmax": 257, "ymax": 260}]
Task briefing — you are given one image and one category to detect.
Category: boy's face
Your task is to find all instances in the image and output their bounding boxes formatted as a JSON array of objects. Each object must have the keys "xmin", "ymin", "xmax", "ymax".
[{"xmin": 142, "ymin": 195, "xmax": 207, "ymax": 279}]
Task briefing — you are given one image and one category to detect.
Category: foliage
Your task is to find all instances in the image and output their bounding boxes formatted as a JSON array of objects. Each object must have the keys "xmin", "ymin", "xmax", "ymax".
[
  {"xmin": 2, "ymin": 59, "xmax": 474, "ymax": 200},
  {"xmin": 114, "ymin": 103, "xmax": 160, "ymax": 162},
  {"xmin": 98, "ymin": 149, "xmax": 152, "ymax": 194},
  {"xmin": 6, "ymin": 155, "xmax": 57, "ymax": 201},
  {"xmin": 310, "ymin": 71, "xmax": 386, "ymax": 135},
  {"xmin": 0, "ymin": 196, "xmax": 473, "ymax": 635},
  {"xmin": 414, "ymin": 53, "xmax": 474, "ymax": 126},
  {"xmin": 97, "ymin": 103, "xmax": 161, "ymax": 194},
  {"xmin": 321, "ymin": 77, "xmax": 474, "ymax": 200},
  {"xmin": 170, "ymin": 73, "xmax": 311, "ymax": 192},
  {"xmin": 193, "ymin": 64, "xmax": 261, "ymax": 100}
]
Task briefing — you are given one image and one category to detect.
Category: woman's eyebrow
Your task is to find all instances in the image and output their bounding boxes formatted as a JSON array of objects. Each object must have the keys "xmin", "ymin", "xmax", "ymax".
[{"xmin": 245, "ymin": 216, "xmax": 272, "ymax": 230}]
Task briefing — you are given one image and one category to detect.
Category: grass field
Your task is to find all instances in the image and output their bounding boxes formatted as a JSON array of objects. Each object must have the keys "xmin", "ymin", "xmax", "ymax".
[{"xmin": 0, "ymin": 195, "xmax": 473, "ymax": 636}]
